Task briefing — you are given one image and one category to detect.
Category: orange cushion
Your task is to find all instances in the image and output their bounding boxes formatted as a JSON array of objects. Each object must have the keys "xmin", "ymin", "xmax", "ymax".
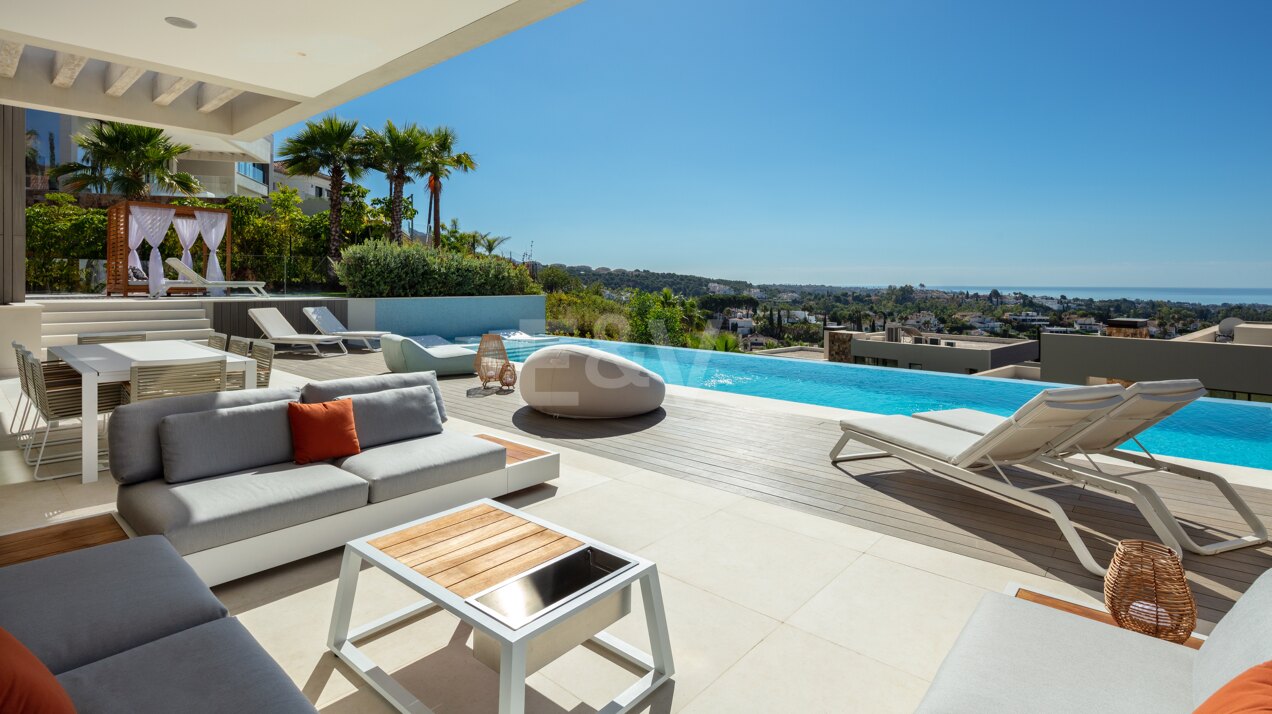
[
  {"xmin": 1195, "ymin": 660, "xmax": 1272, "ymax": 714},
  {"xmin": 0, "ymin": 626, "xmax": 76, "ymax": 714},
  {"xmin": 287, "ymin": 399, "xmax": 360, "ymax": 464}
]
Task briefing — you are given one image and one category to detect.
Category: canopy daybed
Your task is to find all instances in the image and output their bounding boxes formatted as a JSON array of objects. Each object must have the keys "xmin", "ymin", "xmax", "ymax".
[{"xmin": 106, "ymin": 201, "xmax": 233, "ymax": 297}]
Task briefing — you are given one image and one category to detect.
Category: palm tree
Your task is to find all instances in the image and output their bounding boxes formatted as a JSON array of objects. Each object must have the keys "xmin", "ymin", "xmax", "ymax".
[
  {"xmin": 278, "ymin": 116, "xmax": 364, "ymax": 284},
  {"xmin": 48, "ymin": 121, "xmax": 200, "ymax": 199},
  {"xmin": 360, "ymin": 120, "xmax": 427, "ymax": 243},
  {"xmin": 477, "ymin": 233, "xmax": 511, "ymax": 255},
  {"xmin": 420, "ymin": 127, "xmax": 476, "ymax": 246}
]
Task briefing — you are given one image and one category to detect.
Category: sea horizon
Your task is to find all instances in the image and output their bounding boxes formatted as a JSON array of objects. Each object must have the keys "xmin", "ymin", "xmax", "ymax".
[{"xmin": 926, "ymin": 286, "xmax": 1272, "ymax": 306}]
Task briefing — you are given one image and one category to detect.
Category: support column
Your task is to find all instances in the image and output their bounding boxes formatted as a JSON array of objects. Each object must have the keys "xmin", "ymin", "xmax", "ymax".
[{"xmin": 1, "ymin": 104, "xmax": 24, "ymax": 304}]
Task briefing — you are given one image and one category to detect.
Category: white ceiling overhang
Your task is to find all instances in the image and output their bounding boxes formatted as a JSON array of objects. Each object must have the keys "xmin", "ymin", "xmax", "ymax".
[{"xmin": 0, "ymin": 0, "xmax": 581, "ymax": 140}]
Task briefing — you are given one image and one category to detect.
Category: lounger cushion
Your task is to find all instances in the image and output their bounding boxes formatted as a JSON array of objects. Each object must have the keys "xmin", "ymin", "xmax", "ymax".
[
  {"xmin": 337, "ymin": 431, "xmax": 505, "ymax": 503},
  {"xmin": 1193, "ymin": 569, "xmax": 1272, "ymax": 705},
  {"xmin": 912, "ymin": 408, "xmax": 1006, "ymax": 435},
  {"xmin": 915, "ymin": 594, "xmax": 1195, "ymax": 714},
  {"xmin": 57, "ymin": 618, "xmax": 315, "ymax": 714},
  {"xmin": 0, "ymin": 536, "xmax": 226, "ymax": 674},
  {"xmin": 159, "ymin": 400, "xmax": 293, "ymax": 483},
  {"xmin": 109, "ymin": 387, "xmax": 301, "ymax": 484},
  {"xmin": 425, "ymin": 344, "xmax": 479, "ymax": 359},
  {"xmin": 839, "ymin": 415, "xmax": 982, "ymax": 464},
  {"xmin": 117, "ymin": 462, "xmax": 370, "ymax": 554},
  {"xmin": 344, "ymin": 385, "xmax": 443, "ymax": 448},
  {"xmin": 302, "ymin": 371, "xmax": 447, "ymax": 421}
]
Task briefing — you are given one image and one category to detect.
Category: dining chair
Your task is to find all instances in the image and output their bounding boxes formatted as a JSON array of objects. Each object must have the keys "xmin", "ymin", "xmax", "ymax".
[
  {"xmin": 207, "ymin": 332, "xmax": 229, "ymax": 351},
  {"xmin": 78, "ymin": 332, "xmax": 147, "ymax": 345},
  {"xmin": 21, "ymin": 351, "xmax": 123, "ymax": 480},
  {"xmin": 124, "ymin": 357, "xmax": 228, "ymax": 404},
  {"xmin": 227, "ymin": 342, "xmax": 274, "ymax": 390}
]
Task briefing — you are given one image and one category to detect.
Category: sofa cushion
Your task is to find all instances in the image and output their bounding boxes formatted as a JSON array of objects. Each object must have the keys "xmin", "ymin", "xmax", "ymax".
[
  {"xmin": 160, "ymin": 400, "xmax": 293, "ymax": 483},
  {"xmin": 0, "ymin": 536, "xmax": 227, "ymax": 674},
  {"xmin": 110, "ymin": 387, "xmax": 301, "ymax": 484},
  {"xmin": 1195, "ymin": 569, "xmax": 1272, "ymax": 705},
  {"xmin": 301, "ymin": 372, "xmax": 447, "ymax": 421},
  {"xmin": 915, "ymin": 593, "xmax": 1195, "ymax": 714},
  {"xmin": 344, "ymin": 385, "xmax": 443, "ymax": 449},
  {"xmin": 1195, "ymin": 661, "xmax": 1272, "ymax": 714},
  {"xmin": 0, "ymin": 626, "xmax": 76, "ymax": 713},
  {"xmin": 117, "ymin": 462, "xmax": 370, "ymax": 555},
  {"xmin": 337, "ymin": 430, "xmax": 506, "ymax": 503},
  {"xmin": 57, "ymin": 618, "xmax": 316, "ymax": 714},
  {"xmin": 288, "ymin": 400, "xmax": 360, "ymax": 464}
]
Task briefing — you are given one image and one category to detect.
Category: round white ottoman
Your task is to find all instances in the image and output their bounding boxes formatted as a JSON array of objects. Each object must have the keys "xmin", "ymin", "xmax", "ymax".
[{"xmin": 520, "ymin": 345, "xmax": 666, "ymax": 418}]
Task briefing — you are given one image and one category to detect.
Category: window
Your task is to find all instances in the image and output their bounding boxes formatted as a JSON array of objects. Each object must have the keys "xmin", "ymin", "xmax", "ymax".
[
  {"xmin": 909, "ymin": 363, "xmax": 923, "ymax": 370},
  {"xmin": 314, "ymin": 186, "xmax": 324, "ymax": 198},
  {"xmin": 235, "ymin": 162, "xmax": 267, "ymax": 184}
]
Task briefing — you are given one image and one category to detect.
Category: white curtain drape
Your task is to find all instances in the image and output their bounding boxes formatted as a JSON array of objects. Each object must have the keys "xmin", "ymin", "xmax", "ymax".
[
  {"xmin": 172, "ymin": 217, "xmax": 200, "ymax": 269},
  {"xmin": 130, "ymin": 206, "xmax": 176, "ymax": 296},
  {"xmin": 127, "ymin": 214, "xmax": 145, "ymax": 273},
  {"xmin": 194, "ymin": 211, "xmax": 228, "ymax": 296}
]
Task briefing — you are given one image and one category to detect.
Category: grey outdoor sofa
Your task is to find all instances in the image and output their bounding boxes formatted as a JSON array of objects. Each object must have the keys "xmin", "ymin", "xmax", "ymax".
[
  {"xmin": 916, "ymin": 567, "xmax": 1272, "ymax": 713},
  {"xmin": 109, "ymin": 371, "xmax": 538, "ymax": 586},
  {"xmin": 0, "ymin": 536, "xmax": 314, "ymax": 713}
]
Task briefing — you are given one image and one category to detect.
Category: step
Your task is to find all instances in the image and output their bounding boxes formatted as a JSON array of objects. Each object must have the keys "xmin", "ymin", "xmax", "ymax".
[
  {"xmin": 34, "ymin": 298, "xmax": 209, "ymax": 312},
  {"xmin": 41, "ymin": 309, "xmax": 209, "ymax": 324},
  {"xmin": 42, "ymin": 319, "xmax": 211, "ymax": 336},
  {"xmin": 41, "ymin": 328, "xmax": 215, "ymax": 350}
]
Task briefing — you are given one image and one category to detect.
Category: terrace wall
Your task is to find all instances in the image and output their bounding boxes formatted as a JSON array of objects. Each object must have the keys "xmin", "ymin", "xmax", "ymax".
[{"xmin": 1040, "ymin": 333, "xmax": 1272, "ymax": 397}]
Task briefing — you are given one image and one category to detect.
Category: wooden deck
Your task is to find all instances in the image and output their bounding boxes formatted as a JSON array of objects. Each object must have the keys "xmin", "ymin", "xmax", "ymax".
[
  {"xmin": 276, "ymin": 350, "xmax": 1272, "ymax": 622},
  {"xmin": 0, "ymin": 514, "xmax": 127, "ymax": 567}
]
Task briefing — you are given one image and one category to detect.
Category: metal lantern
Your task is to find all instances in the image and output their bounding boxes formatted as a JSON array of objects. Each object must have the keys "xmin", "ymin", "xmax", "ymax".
[{"xmin": 1103, "ymin": 540, "xmax": 1196, "ymax": 643}]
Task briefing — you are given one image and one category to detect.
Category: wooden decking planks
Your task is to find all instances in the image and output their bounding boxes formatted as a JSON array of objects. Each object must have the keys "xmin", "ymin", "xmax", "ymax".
[
  {"xmin": 0, "ymin": 514, "xmax": 127, "ymax": 567},
  {"xmin": 275, "ymin": 352, "xmax": 1272, "ymax": 619},
  {"xmin": 369, "ymin": 504, "xmax": 582, "ymax": 598}
]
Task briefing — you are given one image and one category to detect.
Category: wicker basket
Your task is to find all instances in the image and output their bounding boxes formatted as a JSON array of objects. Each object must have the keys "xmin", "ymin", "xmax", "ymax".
[{"xmin": 1103, "ymin": 540, "xmax": 1196, "ymax": 643}]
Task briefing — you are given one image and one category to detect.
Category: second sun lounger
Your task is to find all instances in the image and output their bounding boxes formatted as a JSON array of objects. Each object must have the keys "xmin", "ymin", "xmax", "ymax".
[
  {"xmin": 248, "ymin": 308, "xmax": 347, "ymax": 357},
  {"xmin": 302, "ymin": 306, "xmax": 389, "ymax": 351}
]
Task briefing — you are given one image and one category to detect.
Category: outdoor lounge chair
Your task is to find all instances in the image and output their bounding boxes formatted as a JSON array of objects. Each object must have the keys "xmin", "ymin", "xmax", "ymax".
[
  {"xmin": 912, "ymin": 380, "xmax": 1268, "ymax": 557},
  {"xmin": 381, "ymin": 334, "xmax": 477, "ymax": 376},
  {"xmin": 248, "ymin": 307, "xmax": 347, "ymax": 357},
  {"xmin": 165, "ymin": 257, "xmax": 270, "ymax": 298},
  {"xmin": 830, "ymin": 384, "xmax": 1129, "ymax": 576},
  {"xmin": 302, "ymin": 306, "xmax": 389, "ymax": 351}
]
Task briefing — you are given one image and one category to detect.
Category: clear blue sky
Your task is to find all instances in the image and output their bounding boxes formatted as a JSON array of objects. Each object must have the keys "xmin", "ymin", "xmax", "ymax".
[{"xmin": 275, "ymin": 0, "xmax": 1272, "ymax": 288}]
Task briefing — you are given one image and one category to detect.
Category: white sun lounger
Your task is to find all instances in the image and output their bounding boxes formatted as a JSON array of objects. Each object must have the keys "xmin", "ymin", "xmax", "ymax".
[
  {"xmin": 165, "ymin": 258, "xmax": 269, "ymax": 298},
  {"xmin": 248, "ymin": 307, "xmax": 347, "ymax": 357},
  {"xmin": 302, "ymin": 306, "xmax": 389, "ymax": 351},
  {"xmin": 830, "ymin": 384, "xmax": 1129, "ymax": 576},
  {"xmin": 913, "ymin": 379, "xmax": 1268, "ymax": 556}
]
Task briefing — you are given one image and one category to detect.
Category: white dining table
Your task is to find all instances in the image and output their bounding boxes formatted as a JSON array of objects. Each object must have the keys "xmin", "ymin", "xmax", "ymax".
[{"xmin": 47, "ymin": 340, "xmax": 256, "ymax": 484}]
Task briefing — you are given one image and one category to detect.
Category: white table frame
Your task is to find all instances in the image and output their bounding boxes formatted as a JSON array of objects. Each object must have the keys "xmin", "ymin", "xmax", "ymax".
[
  {"xmin": 328, "ymin": 499, "xmax": 674, "ymax": 714},
  {"xmin": 47, "ymin": 340, "xmax": 255, "ymax": 483}
]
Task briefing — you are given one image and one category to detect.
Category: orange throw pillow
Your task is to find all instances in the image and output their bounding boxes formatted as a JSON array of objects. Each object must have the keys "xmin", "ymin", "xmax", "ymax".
[
  {"xmin": 1195, "ymin": 660, "xmax": 1272, "ymax": 714},
  {"xmin": 288, "ymin": 399, "xmax": 360, "ymax": 464},
  {"xmin": 0, "ymin": 626, "xmax": 76, "ymax": 714}
]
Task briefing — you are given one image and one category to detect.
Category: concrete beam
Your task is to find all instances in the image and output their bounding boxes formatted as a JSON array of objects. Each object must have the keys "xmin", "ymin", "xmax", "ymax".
[
  {"xmin": 153, "ymin": 73, "xmax": 196, "ymax": 106},
  {"xmin": 104, "ymin": 63, "xmax": 144, "ymax": 97},
  {"xmin": 52, "ymin": 51, "xmax": 88, "ymax": 88},
  {"xmin": 198, "ymin": 83, "xmax": 242, "ymax": 113},
  {"xmin": 0, "ymin": 41, "xmax": 22, "ymax": 79}
]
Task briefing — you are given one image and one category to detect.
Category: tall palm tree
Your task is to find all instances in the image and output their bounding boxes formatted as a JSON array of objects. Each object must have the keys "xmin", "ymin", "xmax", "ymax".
[
  {"xmin": 278, "ymin": 116, "xmax": 364, "ymax": 283},
  {"xmin": 420, "ymin": 126, "xmax": 476, "ymax": 246},
  {"xmin": 48, "ymin": 121, "xmax": 200, "ymax": 199},
  {"xmin": 360, "ymin": 120, "xmax": 427, "ymax": 243}
]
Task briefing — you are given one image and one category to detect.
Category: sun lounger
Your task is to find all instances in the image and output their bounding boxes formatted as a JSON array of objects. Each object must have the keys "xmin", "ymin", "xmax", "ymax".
[
  {"xmin": 165, "ymin": 258, "xmax": 269, "ymax": 298},
  {"xmin": 248, "ymin": 307, "xmax": 347, "ymax": 357},
  {"xmin": 381, "ymin": 334, "xmax": 477, "ymax": 376},
  {"xmin": 302, "ymin": 306, "xmax": 389, "ymax": 351},
  {"xmin": 830, "ymin": 384, "xmax": 1128, "ymax": 576},
  {"xmin": 913, "ymin": 380, "xmax": 1267, "ymax": 556}
]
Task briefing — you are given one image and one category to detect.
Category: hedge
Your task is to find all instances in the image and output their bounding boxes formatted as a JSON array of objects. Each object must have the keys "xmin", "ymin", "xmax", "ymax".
[{"xmin": 334, "ymin": 240, "xmax": 541, "ymax": 298}]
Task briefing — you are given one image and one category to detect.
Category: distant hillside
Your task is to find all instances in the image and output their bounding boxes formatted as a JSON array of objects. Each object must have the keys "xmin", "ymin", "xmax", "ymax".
[{"xmin": 551, "ymin": 265, "xmax": 753, "ymax": 296}]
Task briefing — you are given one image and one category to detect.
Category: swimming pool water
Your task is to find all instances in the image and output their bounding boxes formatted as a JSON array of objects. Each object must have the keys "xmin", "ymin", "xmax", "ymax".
[{"xmin": 501, "ymin": 337, "xmax": 1272, "ymax": 471}]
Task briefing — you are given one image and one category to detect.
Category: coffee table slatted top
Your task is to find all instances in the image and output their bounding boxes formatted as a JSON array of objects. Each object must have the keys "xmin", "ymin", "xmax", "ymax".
[{"xmin": 368, "ymin": 503, "xmax": 583, "ymax": 598}]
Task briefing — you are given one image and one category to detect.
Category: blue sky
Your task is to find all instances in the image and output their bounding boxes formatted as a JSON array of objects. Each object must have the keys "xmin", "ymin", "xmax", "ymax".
[{"xmin": 276, "ymin": 0, "xmax": 1272, "ymax": 288}]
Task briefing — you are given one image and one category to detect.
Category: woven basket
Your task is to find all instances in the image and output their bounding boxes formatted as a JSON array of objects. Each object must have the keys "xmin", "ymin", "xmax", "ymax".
[
  {"xmin": 498, "ymin": 362, "xmax": 517, "ymax": 388},
  {"xmin": 1103, "ymin": 540, "xmax": 1196, "ymax": 643},
  {"xmin": 475, "ymin": 334, "xmax": 511, "ymax": 389}
]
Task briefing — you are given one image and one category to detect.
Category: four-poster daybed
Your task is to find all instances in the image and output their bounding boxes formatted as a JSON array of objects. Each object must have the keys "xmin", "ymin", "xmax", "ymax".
[{"xmin": 106, "ymin": 201, "xmax": 234, "ymax": 297}]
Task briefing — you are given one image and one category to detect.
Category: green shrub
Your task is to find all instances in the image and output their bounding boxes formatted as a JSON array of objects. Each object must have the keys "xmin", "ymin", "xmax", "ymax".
[
  {"xmin": 546, "ymin": 291, "xmax": 628, "ymax": 339},
  {"xmin": 335, "ymin": 240, "xmax": 541, "ymax": 298},
  {"xmin": 25, "ymin": 193, "xmax": 107, "ymax": 293}
]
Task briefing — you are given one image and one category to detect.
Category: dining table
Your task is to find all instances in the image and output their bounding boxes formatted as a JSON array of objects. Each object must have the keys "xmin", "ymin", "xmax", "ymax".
[{"xmin": 46, "ymin": 340, "xmax": 256, "ymax": 484}]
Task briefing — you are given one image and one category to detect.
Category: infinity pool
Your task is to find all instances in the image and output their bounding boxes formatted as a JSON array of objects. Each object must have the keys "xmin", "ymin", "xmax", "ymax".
[{"xmin": 498, "ymin": 337, "xmax": 1272, "ymax": 470}]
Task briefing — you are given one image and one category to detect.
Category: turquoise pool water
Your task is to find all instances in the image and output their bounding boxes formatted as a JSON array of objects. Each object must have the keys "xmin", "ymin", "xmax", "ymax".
[{"xmin": 498, "ymin": 337, "xmax": 1272, "ymax": 470}]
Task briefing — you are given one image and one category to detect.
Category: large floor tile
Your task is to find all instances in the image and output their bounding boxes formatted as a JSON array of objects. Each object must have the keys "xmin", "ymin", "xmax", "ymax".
[
  {"xmin": 640, "ymin": 510, "xmax": 862, "ymax": 620},
  {"xmin": 724, "ymin": 496, "xmax": 884, "ymax": 551},
  {"xmin": 524, "ymin": 479, "xmax": 714, "ymax": 552},
  {"xmin": 682, "ymin": 625, "xmax": 929, "ymax": 714},
  {"xmin": 788, "ymin": 554, "xmax": 988, "ymax": 681}
]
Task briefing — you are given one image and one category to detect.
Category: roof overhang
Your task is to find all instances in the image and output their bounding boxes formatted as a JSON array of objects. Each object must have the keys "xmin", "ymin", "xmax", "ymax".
[{"xmin": 0, "ymin": 0, "xmax": 581, "ymax": 141}]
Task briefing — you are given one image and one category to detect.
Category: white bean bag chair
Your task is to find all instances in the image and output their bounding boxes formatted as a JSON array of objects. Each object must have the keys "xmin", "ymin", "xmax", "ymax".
[{"xmin": 520, "ymin": 345, "xmax": 665, "ymax": 418}]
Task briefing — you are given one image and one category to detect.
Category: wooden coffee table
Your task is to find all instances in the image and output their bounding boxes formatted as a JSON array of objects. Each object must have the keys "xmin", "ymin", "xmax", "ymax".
[{"xmin": 327, "ymin": 500, "xmax": 674, "ymax": 714}]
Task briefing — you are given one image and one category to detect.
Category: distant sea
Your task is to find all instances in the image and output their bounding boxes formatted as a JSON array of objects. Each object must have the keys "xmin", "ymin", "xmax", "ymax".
[{"xmin": 930, "ymin": 286, "xmax": 1272, "ymax": 306}]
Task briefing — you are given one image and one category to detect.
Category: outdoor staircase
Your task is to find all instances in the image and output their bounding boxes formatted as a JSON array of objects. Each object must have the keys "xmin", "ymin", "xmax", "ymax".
[{"xmin": 36, "ymin": 299, "xmax": 214, "ymax": 352}]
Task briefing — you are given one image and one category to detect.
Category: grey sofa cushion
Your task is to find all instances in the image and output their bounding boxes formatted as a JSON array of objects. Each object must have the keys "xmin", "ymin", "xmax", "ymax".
[
  {"xmin": 337, "ymin": 430, "xmax": 506, "ymax": 503},
  {"xmin": 302, "ymin": 372, "xmax": 447, "ymax": 421},
  {"xmin": 344, "ymin": 385, "xmax": 443, "ymax": 449},
  {"xmin": 1193, "ymin": 568, "xmax": 1272, "ymax": 705},
  {"xmin": 117, "ymin": 462, "xmax": 370, "ymax": 554},
  {"xmin": 0, "ymin": 536, "xmax": 226, "ymax": 674},
  {"xmin": 915, "ymin": 594, "xmax": 1195, "ymax": 714},
  {"xmin": 160, "ymin": 400, "xmax": 294, "ymax": 483},
  {"xmin": 110, "ymin": 387, "xmax": 301, "ymax": 484},
  {"xmin": 57, "ymin": 617, "xmax": 316, "ymax": 714}
]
